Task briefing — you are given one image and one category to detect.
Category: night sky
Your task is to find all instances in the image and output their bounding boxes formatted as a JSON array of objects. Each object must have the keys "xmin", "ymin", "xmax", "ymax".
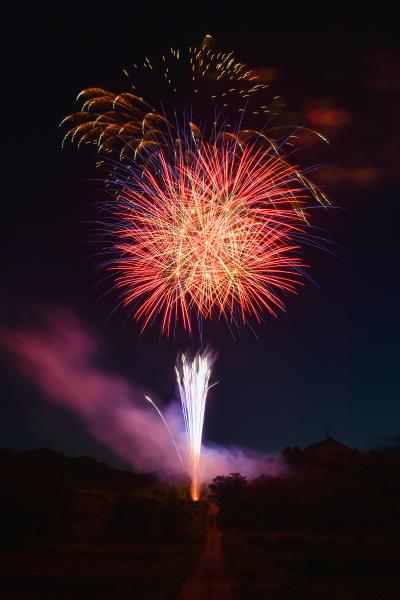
[{"xmin": 1, "ymin": 9, "xmax": 399, "ymax": 468}]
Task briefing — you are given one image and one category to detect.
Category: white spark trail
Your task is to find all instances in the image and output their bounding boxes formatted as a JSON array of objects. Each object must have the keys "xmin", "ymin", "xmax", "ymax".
[
  {"xmin": 176, "ymin": 352, "xmax": 214, "ymax": 500},
  {"xmin": 144, "ymin": 395, "xmax": 184, "ymax": 468}
]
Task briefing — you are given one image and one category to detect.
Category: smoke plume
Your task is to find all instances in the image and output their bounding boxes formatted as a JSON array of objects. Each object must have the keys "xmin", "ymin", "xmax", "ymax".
[{"xmin": 0, "ymin": 310, "xmax": 282, "ymax": 484}]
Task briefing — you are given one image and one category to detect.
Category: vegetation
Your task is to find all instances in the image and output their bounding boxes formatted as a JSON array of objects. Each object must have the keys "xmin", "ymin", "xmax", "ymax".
[
  {"xmin": 210, "ymin": 438, "xmax": 400, "ymax": 598},
  {"xmin": 0, "ymin": 448, "xmax": 207, "ymax": 598},
  {"xmin": 2, "ymin": 439, "xmax": 400, "ymax": 598}
]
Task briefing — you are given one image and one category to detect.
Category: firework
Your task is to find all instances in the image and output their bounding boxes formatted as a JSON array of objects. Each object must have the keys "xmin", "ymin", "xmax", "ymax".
[
  {"xmin": 62, "ymin": 37, "xmax": 333, "ymax": 501},
  {"xmin": 108, "ymin": 139, "xmax": 314, "ymax": 334},
  {"xmin": 60, "ymin": 36, "xmax": 281, "ymax": 158},
  {"xmin": 62, "ymin": 35, "xmax": 329, "ymax": 334},
  {"xmin": 176, "ymin": 352, "xmax": 213, "ymax": 501},
  {"xmin": 61, "ymin": 35, "xmax": 327, "ymax": 175}
]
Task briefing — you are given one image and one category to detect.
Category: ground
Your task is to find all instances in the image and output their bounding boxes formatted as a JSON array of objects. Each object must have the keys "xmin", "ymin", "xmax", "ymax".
[{"xmin": 178, "ymin": 504, "xmax": 236, "ymax": 599}]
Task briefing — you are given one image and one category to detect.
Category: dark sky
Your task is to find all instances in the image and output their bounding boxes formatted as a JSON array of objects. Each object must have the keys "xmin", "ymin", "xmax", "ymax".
[{"xmin": 1, "ymin": 8, "xmax": 399, "ymax": 466}]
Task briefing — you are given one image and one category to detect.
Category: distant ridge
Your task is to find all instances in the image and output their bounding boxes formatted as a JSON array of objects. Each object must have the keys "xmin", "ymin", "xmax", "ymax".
[{"xmin": 0, "ymin": 447, "xmax": 155, "ymax": 490}]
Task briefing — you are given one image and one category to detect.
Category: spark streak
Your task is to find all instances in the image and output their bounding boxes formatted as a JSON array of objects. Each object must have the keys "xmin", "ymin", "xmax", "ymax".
[
  {"xmin": 144, "ymin": 395, "xmax": 184, "ymax": 468},
  {"xmin": 176, "ymin": 352, "xmax": 213, "ymax": 501}
]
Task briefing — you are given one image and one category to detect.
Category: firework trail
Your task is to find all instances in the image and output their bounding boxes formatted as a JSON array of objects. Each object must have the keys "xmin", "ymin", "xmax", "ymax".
[
  {"xmin": 144, "ymin": 395, "xmax": 184, "ymax": 468},
  {"xmin": 176, "ymin": 352, "xmax": 214, "ymax": 501}
]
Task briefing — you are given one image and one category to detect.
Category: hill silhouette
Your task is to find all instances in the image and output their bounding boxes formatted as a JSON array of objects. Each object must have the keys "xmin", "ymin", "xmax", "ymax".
[
  {"xmin": 0, "ymin": 448, "xmax": 207, "ymax": 598},
  {"xmin": 210, "ymin": 438, "xmax": 400, "ymax": 599},
  {"xmin": 0, "ymin": 447, "xmax": 154, "ymax": 490},
  {"xmin": 2, "ymin": 442, "xmax": 400, "ymax": 598}
]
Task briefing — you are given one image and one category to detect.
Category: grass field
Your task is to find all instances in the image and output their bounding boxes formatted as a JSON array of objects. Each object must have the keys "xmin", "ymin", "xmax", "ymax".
[
  {"xmin": 0, "ymin": 541, "xmax": 202, "ymax": 599},
  {"xmin": 222, "ymin": 530, "xmax": 400, "ymax": 599}
]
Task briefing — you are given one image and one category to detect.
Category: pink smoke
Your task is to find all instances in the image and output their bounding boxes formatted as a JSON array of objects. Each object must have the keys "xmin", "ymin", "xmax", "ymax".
[{"xmin": 0, "ymin": 310, "xmax": 282, "ymax": 484}]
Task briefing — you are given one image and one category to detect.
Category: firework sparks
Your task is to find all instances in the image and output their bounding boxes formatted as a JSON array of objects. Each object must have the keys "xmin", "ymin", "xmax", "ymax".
[
  {"xmin": 176, "ymin": 352, "xmax": 213, "ymax": 501},
  {"xmin": 109, "ymin": 140, "xmax": 313, "ymax": 334},
  {"xmin": 61, "ymin": 35, "xmax": 328, "ymax": 173},
  {"xmin": 62, "ymin": 35, "xmax": 329, "ymax": 334},
  {"xmin": 60, "ymin": 35, "xmax": 282, "ymax": 159},
  {"xmin": 62, "ymin": 37, "xmax": 333, "ymax": 501},
  {"xmin": 144, "ymin": 395, "xmax": 184, "ymax": 469}
]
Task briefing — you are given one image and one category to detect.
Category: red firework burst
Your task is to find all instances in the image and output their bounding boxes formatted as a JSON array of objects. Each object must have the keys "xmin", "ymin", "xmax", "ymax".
[{"xmin": 111, "ymin": 141, "xmax": 313, "ymax": 335}]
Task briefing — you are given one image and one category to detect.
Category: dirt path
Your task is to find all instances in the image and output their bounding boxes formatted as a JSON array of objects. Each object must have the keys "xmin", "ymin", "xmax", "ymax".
[{"xmin": 177, "ymin": 504, "xmax": 237, "ymax": 599}]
